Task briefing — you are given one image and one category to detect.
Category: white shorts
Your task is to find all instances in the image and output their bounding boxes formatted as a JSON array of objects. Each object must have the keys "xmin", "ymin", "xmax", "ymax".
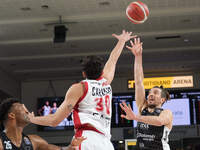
[{"xmin": 79, "ymin": 130, "xmax": 114, "ymax": 150}]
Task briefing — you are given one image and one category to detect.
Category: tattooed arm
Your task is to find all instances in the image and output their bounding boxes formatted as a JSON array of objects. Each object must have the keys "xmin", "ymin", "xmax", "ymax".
[{"xmin": 28, "ymin": 83, "xmax": 84, "ymax": 127}]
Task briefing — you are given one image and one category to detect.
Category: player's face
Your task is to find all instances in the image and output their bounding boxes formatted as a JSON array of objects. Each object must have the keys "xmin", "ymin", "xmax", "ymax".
[
  {"xmin": 53, "ymin": 102, "xmax": 57, "ymax": 107},
  {"xmin": 46, "ymin": 101, "xmax": 49, "ymax": 106},
  {"xmin": 147, "ymin": 88, "xmax": 163, "ymax": 108},
  {"xmin": 13, "ymin": 103, "xmax": 30, "ymax": 126}
]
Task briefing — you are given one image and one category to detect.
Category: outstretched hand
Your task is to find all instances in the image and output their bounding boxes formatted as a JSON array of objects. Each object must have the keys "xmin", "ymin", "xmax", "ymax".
[
  {"xmin": 112, "ymin": 30, "xmax": 137, "ymax": 42},
  {"xmin": 126, "ymin": 37, "xmax": 143, "ymax": 56},
  {"xmin": 70, "ymin": 136, "xmax": 87, "ymax": 149},
  {"xmin": 120, "ymin": 101, "xmax": 137, "ymax": 120},
  {"xmin": 23, "ymin": 104, "xmax": 35, "ymax": 123}
]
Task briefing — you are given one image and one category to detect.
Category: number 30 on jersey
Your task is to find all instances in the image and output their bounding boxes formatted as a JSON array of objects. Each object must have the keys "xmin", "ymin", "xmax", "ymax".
[{"xmin": 95, "ymin": 95, "xmax": 110, "ymax": 115}]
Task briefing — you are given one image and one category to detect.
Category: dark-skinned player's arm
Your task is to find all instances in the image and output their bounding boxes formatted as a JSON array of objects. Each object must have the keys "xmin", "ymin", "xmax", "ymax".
[
  {"xmin": 29, "ymin": 135, "xmax": 86, "ymax": 150},
  {"xmin": 0, "ymin": 139, "xmax": 3, "ymax": 150}
]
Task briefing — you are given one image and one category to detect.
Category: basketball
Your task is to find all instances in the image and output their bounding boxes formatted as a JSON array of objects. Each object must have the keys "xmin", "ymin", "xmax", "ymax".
[{"xmin": 126, "ymin": 1, "xmax": 149, "ymax": 24}]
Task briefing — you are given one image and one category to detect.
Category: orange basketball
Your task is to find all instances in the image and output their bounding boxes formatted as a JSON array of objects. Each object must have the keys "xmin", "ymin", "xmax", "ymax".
[{"xmin": 126, "ymin": 1, "xmax": 149, "ymax": 24}]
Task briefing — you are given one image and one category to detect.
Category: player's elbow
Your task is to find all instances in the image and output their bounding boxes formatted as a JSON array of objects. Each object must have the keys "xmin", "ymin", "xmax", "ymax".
[{"xmin": 157, "ymin": 119, "xmax": 166, "ymax": 126}]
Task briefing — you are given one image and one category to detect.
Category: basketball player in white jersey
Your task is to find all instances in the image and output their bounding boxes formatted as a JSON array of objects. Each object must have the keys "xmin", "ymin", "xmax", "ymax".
[
  {"xmin": 28, "ymin": 30, "xmax": 136, "ymax": 150},
  {"xmin": 41, "ymin": 101, "xmax": 51, "ymax": 116},
  {"xmin": 120, "ymin": 38, "xmax": 173, "ymax": 150}
]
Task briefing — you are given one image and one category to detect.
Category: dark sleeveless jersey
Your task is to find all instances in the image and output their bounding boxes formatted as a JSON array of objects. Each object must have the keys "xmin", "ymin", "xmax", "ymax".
[
  {"xmin": 0, "ymin": 131, "xmax": 34, "ymax": 150},
  {"xmin": 136, "ymin": 108, "xmax": 170, "ymax": 150}
]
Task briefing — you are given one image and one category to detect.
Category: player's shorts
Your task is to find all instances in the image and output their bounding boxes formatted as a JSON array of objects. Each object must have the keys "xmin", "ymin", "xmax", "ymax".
[{"xmin": 79, "ymin": 130, "xmax": 114, "ymax": 150}]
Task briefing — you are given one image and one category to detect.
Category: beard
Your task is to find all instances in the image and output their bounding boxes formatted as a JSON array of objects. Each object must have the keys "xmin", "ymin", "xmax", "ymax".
[{"xmin": 147, "ymin": 104, "xmax": 156, "ymax": 109}]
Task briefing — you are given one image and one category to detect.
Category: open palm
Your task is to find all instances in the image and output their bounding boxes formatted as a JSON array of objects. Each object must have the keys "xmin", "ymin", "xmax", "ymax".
[
  {"xmin": 126, "ymin": 37, "xmax": 143, "ymax": 56},
  {"xmin": 120, "ymin": 101, "xmax": 136, "ymax": 120},
  {"xmin": 71, "ymin": 136, "xmax": 86, "ymax": 147},
  {"xmin": 112, "ymin": 30, "xmax": 137, "ymax": 42}
]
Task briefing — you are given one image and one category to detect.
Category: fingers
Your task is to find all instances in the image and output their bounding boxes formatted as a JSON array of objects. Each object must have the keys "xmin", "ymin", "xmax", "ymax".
[
  {"xmin": 122, "ymin": 101, "xmax": 129, "ymax": 109},
  {"xmin": 112, "ymin": 33, "xmax": 118, "ymax": 38},
  {"xmin": 115, "ymin": 30, "xmax": 138, "ymax": 38},
  {"xmin": 23, "ymin": 104, "xmax": 29, "ymax": 113},
  {"xmin": 119, "ymin": 101, "xmax": 127, "ymax": 111},
  {"xmin": 128, "ymin": 32, "xmax": 137, "ymax": 38},
  {"xmin": 126, "ymin": 45, "xmax": 136, "ymax": 55},
  {"xmin": 134, "ymin": 38, "xmax": 137, "ymax": 45},
  {"xmin": 130, "ymin": 35, "xmax": 137, "ymax": 39},
  {"xmin": 126, "ymin": 45, "xmax": 132, "ymax": 50},
  {"xmin": 122, "ymin": 29, "xmax": 137, "ymax": 37},
  {"xmin": 82, "ymin": 137, "xmax": 87, "ymax": 141},
  {"xmin": 120, "ymin": 103, "xmax": 129, "ymax": 116},
  {"xmin": 134, "ymin": 37, "xmax": 139, "ymax": 44},
  {"xmin": 119, "ymin": 103, "xmax": 125, "ymax": 111},
  {"xmin": 113, "ymin": 30, "xmax": 141, "ymax": 44},
  {"xmin": 126, "ymin": 31, "xmax": 137, "ymax": 39},
  {"xmin": 138, "ymin": 37, "xmax": 140, "ymax": 44},
  {"xmin": 76, "ymin": 136, "xmax": 87, "ymax": 141},
  {"xmin": 133, "ymin": 37, "xmax": 141, "ymax": 44},
  {"xmin": 72, "ymin": 136, "xmax": 87, "ymax": 146},
  {"xmin": 128, "ymin": 104, "xmax": 132, "ymax": 110},
  {"xmin": 130, "ymin": 40, "xmax": 134, "ymax": 47},
  {"xmin": 140, "ymin": 42, "xmax": 143, "ymax": 52},
  {"xmin": 31, "ymin": 112, "xmax": 35, "ymax": 117},
  {"xmin": 120, "ymin": 102, "xmax": 130, "ymax": 114},
  {"xmin": 121, "ymin": 114, "xmax": 126, "ymax": 118}
]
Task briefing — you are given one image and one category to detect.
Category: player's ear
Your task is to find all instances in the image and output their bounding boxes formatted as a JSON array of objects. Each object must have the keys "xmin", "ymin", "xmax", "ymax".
[{"xmin": 161, "ymin": 98, "xmax": 166, "ymax": 105}]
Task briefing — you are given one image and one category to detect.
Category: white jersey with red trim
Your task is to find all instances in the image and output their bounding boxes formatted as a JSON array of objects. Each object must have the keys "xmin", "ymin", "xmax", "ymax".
[{"xmin": 73, "ymin": 77, "xmax": 112, "ymax": 139}]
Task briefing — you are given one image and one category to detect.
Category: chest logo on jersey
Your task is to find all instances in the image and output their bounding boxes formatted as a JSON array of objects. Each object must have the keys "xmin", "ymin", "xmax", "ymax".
[
  {"xmin": 92, "ymin": 87, "xmax": 112, "ymax": 97},
  {"xmin": 139, "ymin": 123, "xmax": 149, "ymax": 129},
  {"xmin": 4, "ymin": 141, "xmax": 12, "ymax": 149}
]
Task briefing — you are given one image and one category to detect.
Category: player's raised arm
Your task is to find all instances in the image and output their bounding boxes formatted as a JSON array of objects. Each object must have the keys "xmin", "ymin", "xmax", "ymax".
[
  {"xmin": 103, "ymin": 30, "xmax": 136, "ymax": 84},
  {"xmin": 126, "ymin": 38, "xmax": 146, "ymax": 113}
]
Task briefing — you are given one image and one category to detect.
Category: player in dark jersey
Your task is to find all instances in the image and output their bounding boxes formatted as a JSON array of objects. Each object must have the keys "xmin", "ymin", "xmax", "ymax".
[
  {"xmin": 0, "ymin": 98, "xmax": 85, "ymax": 150},
  {"xmin": 120, "ymin": 38, "xmax": 173, "ymax": 150}
]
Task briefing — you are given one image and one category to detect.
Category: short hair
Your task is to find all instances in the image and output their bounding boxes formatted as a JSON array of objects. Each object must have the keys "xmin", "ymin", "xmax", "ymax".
[
  {"xmin": 0, "ymin": 98, "xmax": 20, "ymax": 125},
  {"xmin": 81, "ymin": 56, "xmax": 104, "ymax": 80},
  {"xmin": 153, "ymin": 86, "xmax": 170, "ymax": 103}
]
